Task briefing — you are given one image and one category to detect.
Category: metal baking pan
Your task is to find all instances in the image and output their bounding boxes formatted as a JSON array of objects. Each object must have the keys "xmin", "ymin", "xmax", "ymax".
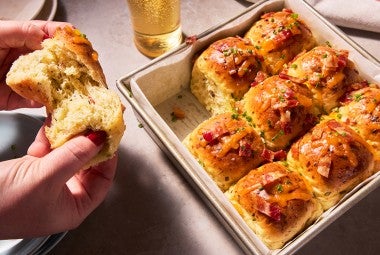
[{"xmin": 117, "ymin": 0, "xmax": 380, "ymax": 254}]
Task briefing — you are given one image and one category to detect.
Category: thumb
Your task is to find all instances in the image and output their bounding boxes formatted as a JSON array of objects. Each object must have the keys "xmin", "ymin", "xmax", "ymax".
[
  {"xmin": 0, "ymin": 21, "xmax": 46, "ymax": 50},
  {"xmin": 41, "ymin": 131, "xmax": 107, "ymax": 183}
]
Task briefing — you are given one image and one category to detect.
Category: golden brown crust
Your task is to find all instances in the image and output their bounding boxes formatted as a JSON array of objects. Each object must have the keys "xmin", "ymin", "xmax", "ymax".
[
  {"xmin": 190, "ymin": 36, "xmax": 263, "ymax": 115},
  {"xmin": 281, "ymin": 46, "xmax": 362, "ymax": 113},
  {"xmin": 240, "ymin": 75, "xmax": 319, "ymax": 150},
  {"xmin": 287, "ymin": 119, "xmax": 374, "ymax": 210},
  {"xmin": 183, "ymin": 113, "xmax": 265, "ymax": 191},
  {"xmin": 226, "ymin": 162, "xmax": 322, "ymax": 249},
  {"xmin": 244, "ymin": 9, "xmax": 316, "ymax": 75},
  {"xmin": 52, "ymin": 26, "xmax": 107, "ymax": 87},
  {"xmin": 331, "ymin": 86, "xmax": 380, "ymax": 167}
]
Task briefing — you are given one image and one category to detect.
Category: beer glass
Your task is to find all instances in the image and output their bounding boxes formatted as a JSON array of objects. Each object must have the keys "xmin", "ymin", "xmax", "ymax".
[{"xmin": 126, "ymin": 0, "xmax": 182, "ymax": 58}]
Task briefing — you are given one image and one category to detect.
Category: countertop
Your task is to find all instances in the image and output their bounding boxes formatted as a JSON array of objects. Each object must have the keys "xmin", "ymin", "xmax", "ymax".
[{"xmin": 27, "ymin": 0, "xmax": 380, "ymax": 254}]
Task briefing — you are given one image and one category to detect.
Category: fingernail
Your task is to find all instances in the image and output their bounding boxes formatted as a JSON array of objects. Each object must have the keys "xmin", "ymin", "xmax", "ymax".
[
  {"xmin": 43, "ymin": 33, "xmax": 50, "ymax": 40},
  {"xmin": 85, "ymin": 130, "xmax": 107, "ymax": 146}
]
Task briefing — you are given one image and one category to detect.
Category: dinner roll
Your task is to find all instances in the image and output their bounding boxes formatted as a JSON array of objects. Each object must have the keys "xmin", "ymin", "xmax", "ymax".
[
  {"xmin": 225, "ymin": 162, "xmax": 322, "ymax": 249},
  {"xmin": 6, "ymin": 26, "xmax": 126, "ymax": 168},
  {"xmin": 330, "ymin": 85, "xmax": 380, "ymax": 168},
  {"xmin": 287, "ymin": 119, "xmax": 375, "ymax": 210},
  {"xmin": 239, "ymin": 75, "xmax": 319, "ymax": 150},
  {"xmin": 183, "ymin": 113, "xmax": 265, "ymax": 191},
  {"xmin": 190, "ymin": 36, "xmax": 263, "ymax": 115},
  {"xmin": 281, "ymin": 46, "xmax": 362, "ymax": 113},
  {"xmin": 244, "ymin": 9, "xmax": 316, "ymax": 75}
]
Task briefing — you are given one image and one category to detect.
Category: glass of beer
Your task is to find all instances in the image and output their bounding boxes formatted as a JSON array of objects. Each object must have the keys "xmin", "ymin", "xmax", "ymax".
[{"xmin": 126, "ymin": 0, "xmax": 183, "ymax": 58}]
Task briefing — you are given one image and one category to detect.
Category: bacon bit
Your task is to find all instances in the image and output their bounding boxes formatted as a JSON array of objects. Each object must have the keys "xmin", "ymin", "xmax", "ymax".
[
  {"xmin": 171, "ymin": 106, "xmax": 186, "ymax": 120},
  {"xmin": 202, "ymin": 131, "xmax": 214, "ymax": 142},
  {"xmin": 327, "ymin": 120, "xmax": 352, "ymax": 139},
  {"xmin": 250, "ymin": 71, "xmax": 268, "ymax": 87},
  {"xmin": 261, "ymin": 148, "xmax": 287, "ymax": 162},
  {"xmin": 262, "ymin": 171, "xmax": 287, "ymax": 187},
  {"xmin": 281, "ymin": 88, "xmax": 300, "ymax": 110},
  {"xmin": 261, "ymin": 148, "xmax": 273, "ymax": 161},
  {"xmin": 326, "ymin": 119, "xmax": 341, "ymax": 129},
  {"xmin": 250, "ymin": 81, "xmax": 259, "ymax": 87},
  {"xmin": 279, "ymin": 72, "xmax": 307, "ymax": 84},
  {"xmin": 337, "ymin": 55, "xmax": 347, "ymax": 69},
  {"xmin": 339, "ymin": 92, "xmax": 353, "ymax": 104},
  {"xmin": 316, "ymin": 120, "xmax": 349, "ymax": 178},
  {"xmin": 261, "ymin": 11, "xmax": 275, "ymax": 19},
  {"xmin": 283, "ymin": 8, "xmax": 294, "ymax": 14},
  {"xmin": 238, "ymin": 60, "xmax": 251, "ymax": 77},
  {"xmin": 239, "ymin": 141, "xmax": 253, "ymax": 157},
  {"xmin": 284, "ymin": 88, "xmax": 295, "ymax": 99},
  {"xmin": 202, "ymin": 131, "xmax": 219, "ymax": 146},
  {"xmin": 286, "ymin": 99, "xmax": 300, "ymax": 108},
  {"xmin": 202, "ymin": 123, "xmax": 231, "ymax": 145},
  {"xmin": 214, "ymin": 125, "xmax": 229, "ymax": 137},
  {"xmin": 185, "ymin": 35, "xmax": 197, "ymax": 45},
  {"xmin": 274, "ymin": 150, "xmax": 287, "ymax": 160},
  {"xmin": 274, "ymin": 29, "xmax": 293, "ymax": 44},
  {"xmin": 350, "ymin": 81, "xmax": 369, "ymax": 91},
  {"xmin": 255, "ymin": 71, "xmax": 268, "ymax": 83},
  {"xmin": 279, "ymin": 72, "xmax": 291, "ymax": 80},
  {"xmin": 270, "ymin": 204, "xmax": 282, "ymax": 221},
  {"xmin": 254, "ymin": 190, "xmax": 282, "ymax": 221},
  {"xmin": 280, "ymin": 121, "xmax": 292, "ymax": 134},
  {"xmin": 317, "ymin": 155, "xmax": 332, "ymax": 178}
]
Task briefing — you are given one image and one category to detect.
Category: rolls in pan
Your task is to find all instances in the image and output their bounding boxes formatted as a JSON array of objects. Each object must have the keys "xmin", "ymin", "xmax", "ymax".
[{"xmin": 184, "ymin": 8, "xmax": 378, "ymax": 250}]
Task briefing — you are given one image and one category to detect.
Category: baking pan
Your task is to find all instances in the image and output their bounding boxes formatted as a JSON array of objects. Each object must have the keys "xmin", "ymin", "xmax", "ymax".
[{"xmin": 117, "ymin": 0, "xmax": 380, "ymax": 254}]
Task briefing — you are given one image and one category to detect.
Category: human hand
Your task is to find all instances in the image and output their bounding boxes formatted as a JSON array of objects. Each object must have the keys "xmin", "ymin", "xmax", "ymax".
[
  {"xmin": 0, "ymin": 122, "xmax": 117, "ymax": 239},
  {"xmin": 0, "ymin": 20, "xmax": 71, "ymax": 110}
]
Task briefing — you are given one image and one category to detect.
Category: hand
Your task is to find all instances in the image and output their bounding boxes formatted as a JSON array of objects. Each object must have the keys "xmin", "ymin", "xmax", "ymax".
[
  {"xmin": 0, "ymin": 20, "xmax": 118, "ymax": 239},
  {"xmin": 0, "ymin": 123, "xmax": 117, "ymax": 239},
  {"xmin": 0, "ymin": 20, "xmax": 71, "ymax": 110}
]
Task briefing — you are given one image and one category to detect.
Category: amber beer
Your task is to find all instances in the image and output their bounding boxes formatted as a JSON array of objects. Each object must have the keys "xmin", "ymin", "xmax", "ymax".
[{"xmin": 126, "ymin": 0, "xmax": 182, "ymax": 58}]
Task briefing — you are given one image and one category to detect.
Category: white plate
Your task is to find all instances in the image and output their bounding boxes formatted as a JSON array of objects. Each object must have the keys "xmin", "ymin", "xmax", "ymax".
[
  {"xmin": 0, "ymin": 0, "xmax": 45, "ymax": 20},
  {"xmin": 0, "ymin": 112, "xmax": 65, "ymax": 255},
  {"xmin": 34, "ymin": 0, "xmax": 58, "ymax": 21}
]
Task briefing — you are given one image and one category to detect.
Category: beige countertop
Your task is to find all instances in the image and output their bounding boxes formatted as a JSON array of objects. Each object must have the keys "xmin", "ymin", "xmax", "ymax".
[{"xmin": 26, "ymin": 0, "xmax": 380, "ymax": 254}]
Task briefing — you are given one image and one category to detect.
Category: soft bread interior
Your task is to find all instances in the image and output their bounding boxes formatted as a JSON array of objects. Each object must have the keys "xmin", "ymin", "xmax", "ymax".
[{"xmin": 6, "ymin": 27, "xmax": 125, "ymax": 168}]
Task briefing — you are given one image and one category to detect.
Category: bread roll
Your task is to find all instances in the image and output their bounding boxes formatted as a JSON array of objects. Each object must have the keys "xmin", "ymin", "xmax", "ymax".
[
  {"xmin": 244, "ymin": 9, "xmax": 316, "ymax": 75},
  {"xmin": 226, "ymin": 162, "xmax": 322, "ymax": 249},
  {"xmin": 183, "ymin": 113, "xmax": 265, "ymax": 191},
  {"xmin": 239, "ymin": 75, "xmax": 319, "ymax": 150},
  {"xmin": 287, "ymin": 119, "xmax": 374, "ymax": 210},
  {"xmin": 6, "ymin": 26, "xmax": 126, "ymax": 168},
  {"xmin": 281, "ymin": 46, "xmax": 362, "ymax": 113},
  {"xmin": 190, "ymin": 36, "xmax": 263, "ymax": 115},
  {"xmin": 329, "ymin": 85, "xmax": 380, "ymax": 168}
]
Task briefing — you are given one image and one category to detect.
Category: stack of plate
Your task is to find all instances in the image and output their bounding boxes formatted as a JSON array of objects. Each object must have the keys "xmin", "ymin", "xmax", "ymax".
[{"xmin": 0, "ymin": 0, "xmax": 58, "ymax": 21}]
